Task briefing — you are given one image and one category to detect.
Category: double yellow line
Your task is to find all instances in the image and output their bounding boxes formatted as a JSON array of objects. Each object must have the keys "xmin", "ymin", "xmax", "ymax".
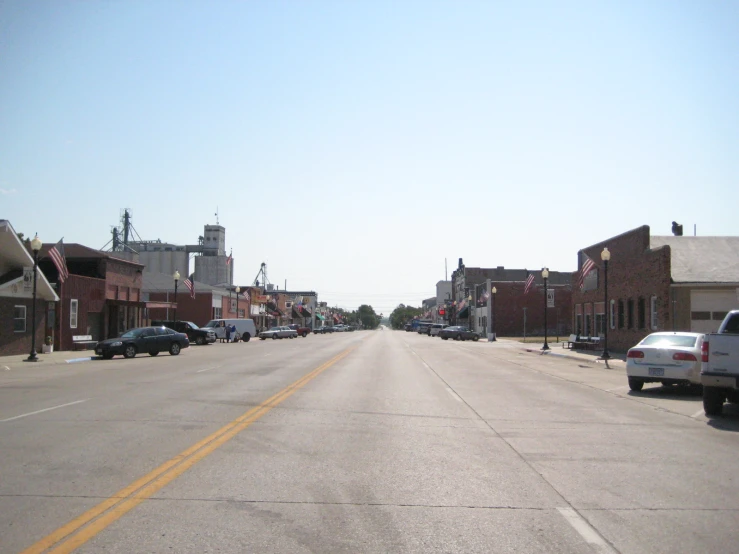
[{"xmin": 21, "ymin": 347, "xmax": 355, "ymax": 554}]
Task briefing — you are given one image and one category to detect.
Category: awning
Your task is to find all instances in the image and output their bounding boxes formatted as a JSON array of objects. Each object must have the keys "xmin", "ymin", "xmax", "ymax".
[
  {"xmin": 292, "ymin": 307, "xmax": 303, "ymax": 319},
  {"xmin": 457, "ymin": 306, "xmax": 469, "ymax": 319},
  {"xmin": 316, "ymin": 314, "xmax": 325, "ymax": 321}
]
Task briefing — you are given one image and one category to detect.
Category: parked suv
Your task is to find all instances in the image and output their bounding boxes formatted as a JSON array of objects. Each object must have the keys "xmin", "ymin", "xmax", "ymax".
[
  {"xmin": 429, "ymin": 324, "xmax": 448, "ymax": 337},
  {"xmin": 152, "ymin": 320, "xmax": 216, "ymax": 345}
]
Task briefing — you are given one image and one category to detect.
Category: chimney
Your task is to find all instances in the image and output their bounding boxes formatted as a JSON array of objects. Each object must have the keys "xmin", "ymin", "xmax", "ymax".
[
  {"xmin": 458, "ymin": 258, "xmax": 463, "ymax": 269},
  {"xmin": 671, "ymin": 221, "xmax": 683, "ymax": 236}
]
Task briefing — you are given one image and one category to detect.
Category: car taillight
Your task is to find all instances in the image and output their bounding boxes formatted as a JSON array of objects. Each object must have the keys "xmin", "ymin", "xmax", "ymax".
[
  {"xmin": 702, "ymin": 340, "xmax": 709, "ymax": 363},
  {"xmin": 627, "ymin": 350, "xmax": 644, "ymax": 358},
  {"xmin": 673, "ymin": 352, "xmax": 697, "ymax": 361}
]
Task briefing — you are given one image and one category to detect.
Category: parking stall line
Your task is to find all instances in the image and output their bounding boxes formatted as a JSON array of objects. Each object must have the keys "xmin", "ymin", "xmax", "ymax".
[
  {"xmin": 556, "ymin": 507, "xmax": 617, "ymax": 553},
  {"xmin": 1, "ymin": 399, "xmax": 90, "ymax": 423}
]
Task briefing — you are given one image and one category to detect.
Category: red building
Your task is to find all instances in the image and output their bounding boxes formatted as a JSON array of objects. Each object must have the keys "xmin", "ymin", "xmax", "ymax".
[{"xmin": 38, "ymin": 244, "xmax": 145, "ymax": 350}]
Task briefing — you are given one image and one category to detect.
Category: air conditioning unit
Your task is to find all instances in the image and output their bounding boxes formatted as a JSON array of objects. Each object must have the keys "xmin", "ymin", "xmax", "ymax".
[{"xmin": 286, "ymin": 302, "xmax": 293, "ymax": 308}]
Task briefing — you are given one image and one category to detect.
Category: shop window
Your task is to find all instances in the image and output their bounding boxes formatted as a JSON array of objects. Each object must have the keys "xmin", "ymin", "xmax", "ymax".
[
  {"xmin": 585, "ymin": 314, "xmax": 592, "ymax": 336},
  {"xmin": 213, "ymin": 307, "xmax": 222, "ymax": 319},
  {"xmin": 14, "ymin": 305, "xmax": 26, "ymax": 332},
  {"xmin": 594, "ymin": 314, "xmax": 605, "ymax": 337},
  {"xmin": 575, "ymin": 312, "xmax": 582, "ymax": 335},
  {"xmin": 610, "ymin": 300, "xmax": 616, "ymax": 329},
  {"xmin": 638, "ymin": 298, "xmax": 646, "ymax": 329},
  {"xmin": 70, "ymin": 299, "xmax": 78, "ymax": 329},
  {"xmin": 713, "ymin": 311, "xmax": 728, "ymax": 321},
  {"xmin": 691, "ymin": 311, "xmax": 711, "ymax": 320},
  {"xmin": 627, "ymin": 299, "xmax": 634, "ymax": 329},
  {"xmin": 618, "ymin": 300, "xmax": 625, "ymax": 329},
  {"xmin": 650, "ymin": 296, "xmax": 658, "ymax": 330}
]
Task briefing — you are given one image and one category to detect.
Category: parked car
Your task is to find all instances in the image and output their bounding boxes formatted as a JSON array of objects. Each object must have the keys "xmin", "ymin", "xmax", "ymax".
[
  {"xmin": 259, "ymin": 326, "xmax": 298, "ymax": 340},
  {"xmin": 430, "ymin": 323, "xmax": 448, "ymax": 336},
  {"xmin": 315, "ymin": 326, "xmax": 335, "ymax": 334},
  {"xmin": 288, "ymin": 324, "xmax": 312, "ymax": 337},
  {"xmin": 333, "ymin": 325, "xmax": 348, "ymax": 332},
  {"xmin": 417, "ymin": 322, "xmax": 433, "ymax": 335},
  {"xmin": 626, "ymin": 332, "xmax": 705, "ymax": 391},
  {"xmin": 438, "ymin": 326, "xmax": 480, "ymax": 341},
  {"xmin": 95, "ymin": 326, "xmax": 189, "ymax": 359},
  {"xmin": 202, "ymin": 318, "xmax": 257, "ymax": 342},
  {"xmin": 151, "ymin": 320, "xmax": 216, "ymax": 345},
  {"xmin": 701, "ymin": 311, "xmax": 739, "ymax": 415}
]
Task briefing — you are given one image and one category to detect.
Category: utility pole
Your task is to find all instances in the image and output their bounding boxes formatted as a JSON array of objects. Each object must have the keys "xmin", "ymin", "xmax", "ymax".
[
  {"xmin": 523, "ymin": 307, "xmax": 527, "ymax": 343},
  {"xmin": 486, "ymin": 278, "xmax": 492, "ymax": 341}
]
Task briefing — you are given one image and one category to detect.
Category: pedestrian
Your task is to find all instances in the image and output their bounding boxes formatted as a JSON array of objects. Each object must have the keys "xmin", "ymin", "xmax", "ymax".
[
  {"xmin": 231, "ymin": 324, "xmax": 237, "ymax": 342},
  {"xmin": 225, "ymin": 324, "xmax": 231, "ymax": 343}
]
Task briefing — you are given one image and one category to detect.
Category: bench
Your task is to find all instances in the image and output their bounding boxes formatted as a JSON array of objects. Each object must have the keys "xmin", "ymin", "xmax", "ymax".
[
  {"xmin": 72, "ymin": 335, "xmax": 96, "ymax": 351},
  {"xmin": 563, "ymin": 335, "xmax": 601, "ymax": 351}
]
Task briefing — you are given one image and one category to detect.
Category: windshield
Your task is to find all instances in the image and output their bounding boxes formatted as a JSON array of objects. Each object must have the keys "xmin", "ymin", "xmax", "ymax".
[
  {"xmin": 120, "ymin": 329, "xmax": 144, "ymax": 339},
  {"xmin": 203, "ymin": 321, "xmax": 217, "ymax": 328},
  {"xmin": 640, "ymin": 335, "xmax": 698, "ymax": 347},
  {"xmin": 269, "ymin": 327, "xmax": 281, "ymax": 331},
  {"xmin": 184, "ymin": 321, "xmax": 199, "ymax": 329}
]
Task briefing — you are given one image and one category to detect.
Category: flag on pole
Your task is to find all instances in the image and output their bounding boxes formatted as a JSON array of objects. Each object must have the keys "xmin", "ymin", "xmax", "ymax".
[
  {"xmin": 184, "ymin": 276, "xmax": 195, "ymax": 299},
  {"xmin": 48, "ymin": 238, "xmax": 70, "ymax": 282},
  {"xmin": 226, "ymin": 251, "xmax": 232, "ymax": 265},
  {"xmin": 524, "ymin": 273, "xmax": 535, "ymax": 294},
  {"xmin": 576, "ymin": 256, "xmax": 597, "ymax": 289}
]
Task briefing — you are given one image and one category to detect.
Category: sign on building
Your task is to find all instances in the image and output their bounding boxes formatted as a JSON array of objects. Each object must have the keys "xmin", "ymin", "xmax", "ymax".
[{"xmin": 547, "ymin": 289, "xmax": 555, "ymax": 308}]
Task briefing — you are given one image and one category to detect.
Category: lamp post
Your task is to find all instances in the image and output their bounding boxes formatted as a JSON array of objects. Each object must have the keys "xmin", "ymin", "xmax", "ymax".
[
  {"xmin": 468, "ymin": 294, "xmax": 473, "ymax": 331},
  {"xmin": 173, "ymin": 270, "xmax": 180, "ymax": 322},
  {"xmin": 542, "ymin": 268, "xmax": 550, "ymax": 351},
  {"xmin": 491, "ymin": 286, "xmax": 497, "ymax": 341},
  {"xmin": 601, "ymin": 248, "xmax": 611, "ymax": 360},
  {"xmin": 25, "ymin": 235, "xmax": 43, "ymax": 362},
  {"xmin": 235, "ymin": 286, "xmax": 241, "ymax": 318}
]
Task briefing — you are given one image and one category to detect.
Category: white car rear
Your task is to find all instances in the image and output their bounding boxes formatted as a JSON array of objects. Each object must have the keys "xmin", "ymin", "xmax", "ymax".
[{"xmin": 626, "ymin": 332, "xmax": 705, "ymax": 391}]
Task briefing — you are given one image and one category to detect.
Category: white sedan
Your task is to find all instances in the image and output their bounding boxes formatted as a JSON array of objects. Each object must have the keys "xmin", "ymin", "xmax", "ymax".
[
  {"xmin": 626, "ymin": 332, "xmax": 705, "ymax": 391},
  {"xmin": 258, "ymin": 326, "xmax": 298, "ymax": 340}
]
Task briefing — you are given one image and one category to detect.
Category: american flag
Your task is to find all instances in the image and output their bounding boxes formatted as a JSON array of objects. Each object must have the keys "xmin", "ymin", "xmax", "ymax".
[
  {"xmin": 226, "ymin": 252, "xmax": 232, "ymax": 265},
  {"xmin": 524, "ymin": 273, "xmax": 535, "ymax": 294},
  {"xmin": 48, "ymin": 238, "xmax": 69, "ymax": 282},
  {"xmin": 243, "ymin": 289, "xmax": 250, "ymax": 302},
  {"xmin": 576, "ymin": 256, "xmax": 597, "ymax": 289},
  {"xmin": 184, "ymin": 276, "xmax": 195, "ymax": 299}
]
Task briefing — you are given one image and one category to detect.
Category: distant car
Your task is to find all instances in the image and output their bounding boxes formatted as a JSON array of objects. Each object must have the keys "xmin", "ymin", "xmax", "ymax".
[
  {"xmin": 430, "ymin": 323, "xmax": 448, "ymax": 336},
  {"xmin": 288, "ymin": 324, "xmax": 311, "ymax": 337},
  {"xmin": 151, "ymin": 320, "xmax": 216, "ymax": 345},
  {"xmin": 626, "ymin": 332, "xmax": 705, "ymax": 391},
  {"xmin": 333, "ymin": 325, "xmax": 347, "ymax": 332},
  {"xmin": 315, "ymin": 326, "xmax": 334, "ymax": 334},
  {"xmin": 202, "ymin": 318, "xmax": 257, "ymax": 342},
  {"xmin": 95, "ymin": 326, "xmax": 190, "ymax": 359},
  {"xmin": 404, "ymin": 324, "xmax": 413, "ymax": 332},
  {"xmin": 259, "ymin": 326, "xmax": 298, "ymax": 340},
  {"xmin": 438, "ymin": 326, "xmax": 480, "ymax": 341},
  {"xmin": 417, "ymin": 322, "xmax": 433, "ymax": 335}
]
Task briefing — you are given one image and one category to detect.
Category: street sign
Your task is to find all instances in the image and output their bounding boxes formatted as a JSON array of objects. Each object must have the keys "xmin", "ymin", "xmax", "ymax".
[
  {"xmin": 23, "ymin": 267, "xmax": 33, "ymax": 291},
  {"xmin": 547, "ymin": 289, "xmax": 555, "ymax": 308}
]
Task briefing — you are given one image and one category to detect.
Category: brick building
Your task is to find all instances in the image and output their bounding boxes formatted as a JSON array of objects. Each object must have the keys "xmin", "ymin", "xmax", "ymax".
[
  {"xmin": 0, "ymin": 221, "xmax": 59, "ymax": 356},
  {"xmin": 572, "ymin": 225, "xmax": 739, "ymax": 352},
  {"xmin": 450, "ymin": 258, "xmax": 572, "ymax": 337},
  {"xmin": 37, "ymin": 244, "xmax": 146, "ymax": 351}
]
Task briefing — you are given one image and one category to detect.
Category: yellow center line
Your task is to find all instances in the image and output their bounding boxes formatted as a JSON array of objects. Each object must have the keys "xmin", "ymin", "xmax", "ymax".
[{"xmin": 20, "ymin": 347, "xmax": 356, "ymax": 554}]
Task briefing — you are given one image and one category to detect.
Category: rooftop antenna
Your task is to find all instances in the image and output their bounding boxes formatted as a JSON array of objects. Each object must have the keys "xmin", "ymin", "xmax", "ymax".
[
  {"xmin": 445, "ymin": 258, "xmax": 448, "ymax": 281},
  {"xmin": 215, "ymin": 207, "xmax": 219, "ymax": 225}
]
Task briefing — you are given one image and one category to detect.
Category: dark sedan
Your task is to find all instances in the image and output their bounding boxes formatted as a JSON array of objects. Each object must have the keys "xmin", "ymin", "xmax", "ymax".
[
  {"xmin": 95, "ymin": 326, "xmax": 190, "ymax": 359},
  {"xmin": 438, "ymin": 325, "xmax": 480, "ymax": 341}
]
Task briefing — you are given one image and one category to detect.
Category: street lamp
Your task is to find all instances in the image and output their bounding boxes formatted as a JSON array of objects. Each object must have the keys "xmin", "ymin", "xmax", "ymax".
[
  {"xmin": 235, "ymin": 286, "xmax": 241, "ymax": 318},
  {"xmin": 601, "ymin": 248, "xmax": 611, "ymax": 360},
  {"xmin": 25, "ymin": 235, "xmax": 43, "ymax": 362},
  {"xmin": 173, "ymin": 270, "xmax": 180, "ymax": 322},
  {"xmin": 491, "ymin": 286, "xmax": 497, "ymax": 342},
  {"xmin": 468, "ymin": 294, "xmax": 473, "ymax": 331},
  {"xmin": 542, "ymin": 268, "xmax": 550, "ymax": 351}
]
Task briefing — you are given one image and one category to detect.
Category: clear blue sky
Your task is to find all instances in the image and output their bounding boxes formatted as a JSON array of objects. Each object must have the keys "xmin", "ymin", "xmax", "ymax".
[{"xmin": 2, "ymin": 1, "xmax": 737, "ymax": 316}]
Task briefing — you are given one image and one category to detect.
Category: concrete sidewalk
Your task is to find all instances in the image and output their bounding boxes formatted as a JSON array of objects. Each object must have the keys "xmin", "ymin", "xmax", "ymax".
[
  {"xmin": 485, "ymin": 337, "xmax": 627, "ymax": 370},
  {"xmin": 0, "ymin": 349, "xmax": 97, "ymax": 370}
]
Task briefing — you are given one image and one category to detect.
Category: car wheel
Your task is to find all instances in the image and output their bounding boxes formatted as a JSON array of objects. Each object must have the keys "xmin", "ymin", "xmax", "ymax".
[
  {"xmin": 169, "ymin": 342, "xmax": 181, "ymax": 356},
  {"xmin": 703, "ymin": 387, "xmax": 725, "ymax": 416},
  {"xmin": 149, "ymin": 351, "xmax": 159, "ymax": 357},
  {"xmin": 272, "ymin": 334, "xmax": 278, "ymax": 340},
  {"xmin": 260, "ymin": 337, "xmax": 266, "ymax": 340},
  {"xmin": 243, "ymin": 333, "xmax": 251, "ymax": 342},
  {"xmin": 473, "ymin": 336, "xmax": 479, "ymax": 342},
  {"xmin": 196, "ymin": 336, "xmax": 205, "ymax": 345},
  {"xmin": 102, "ymin": 353, "xmax": 114, "ymax": 360},
  {"xmin": 456, "ymin": 334, "xmax": 462, "ymax": 341},
  {"xmin": 302, "ymin": 332, "xmax": 308, "ymax": 337},
  {"xmin": 628, "ymin": 377, "xmax": 644, "ymax": 392},
  {"xmin": 442, "ymin": 337, "xmax": 448, "ymax": 340},
  {"xmin": 123, "ymin": 345, "xmax": 137, "ymax": 359}
]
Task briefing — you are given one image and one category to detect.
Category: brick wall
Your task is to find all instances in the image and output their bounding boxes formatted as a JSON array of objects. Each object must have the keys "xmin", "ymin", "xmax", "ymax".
[
  {"xmin": 148, "ymin": 292, "xmax": 215, "ymax": 327},
  {"xmin": 58, "ymin": 275, "xmax": 107, "ymax": 351},
  {"xmin": 0, "ymin": 297, "xmax": 46, "ymax": 356},
  {"xmin": 489, "ymin": 282, "xmax": 572, "ymax": 337},
  {"xmin": 572, "ymin": 225, "xmax": 672, "ymax": 351}
]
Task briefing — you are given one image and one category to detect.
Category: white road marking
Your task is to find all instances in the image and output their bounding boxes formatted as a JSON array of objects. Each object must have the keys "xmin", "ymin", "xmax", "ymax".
[
  {"xmin": 446, "ymin": 387, "xmax": 463, "ymax": 402},
  {"xmin": 605, "ymin": 386, "xmax": 628, "ymax": 392},
  {"xmin": 2, "ymin": 366, "xmax": 9, "ymax": 371},
  {"xmin": 196, "ymin": 366, "xmax": 220, "ymax": 373},
  {"xmin": 557, "ymin": 507, "xmax": 616, "ymax": 553},
  {"xmin": 0, "ymin": 399, "xmax": 90, "ymax": 423},
  {"xmin": 691, "ymin": 409, "xmax": 705, "ymax": 419}
]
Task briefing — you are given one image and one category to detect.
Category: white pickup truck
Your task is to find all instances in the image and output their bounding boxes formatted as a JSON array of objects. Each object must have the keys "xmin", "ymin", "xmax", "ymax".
[{"xmin": 701, "ymin": 310, "xmax": 739, "ymax": 416}]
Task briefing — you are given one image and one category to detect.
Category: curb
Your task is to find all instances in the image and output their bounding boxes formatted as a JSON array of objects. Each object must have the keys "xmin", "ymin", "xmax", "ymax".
[
  {"xmin": 521, "ymin": 347, "xmax": 625, "ymax": 369},
  {"xmin": 65, "ymin": 357, "xmax": 96, "ymax": 364}
]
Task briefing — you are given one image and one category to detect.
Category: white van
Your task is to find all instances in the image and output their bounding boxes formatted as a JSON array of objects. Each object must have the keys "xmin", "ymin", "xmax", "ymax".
[{"xmin": 203, "ymin": 319, "xmax": 257, "ymax": 342}]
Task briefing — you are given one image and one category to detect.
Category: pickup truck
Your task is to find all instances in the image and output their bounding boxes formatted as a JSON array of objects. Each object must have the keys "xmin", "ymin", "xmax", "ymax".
[
  {"xmin": 288, "ymin": 324, "xmax": 311, "ymax": 337},
  {"xmin": 151, "ymin": 320, "xmax": 216, "ymax": 345},
  {"xmin": 701, "ymin": 310, "xmax": 739, "ymax": 416}
]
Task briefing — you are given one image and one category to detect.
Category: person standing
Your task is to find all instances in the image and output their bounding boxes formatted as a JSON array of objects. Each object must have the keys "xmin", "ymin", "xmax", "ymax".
[
  {"xmin": 231, "ymin": 324, "xmax": 237, "ymax": 342},
  {"xmin": 225, "ymin": 324, "xmax": 231, "ymax": 343}
]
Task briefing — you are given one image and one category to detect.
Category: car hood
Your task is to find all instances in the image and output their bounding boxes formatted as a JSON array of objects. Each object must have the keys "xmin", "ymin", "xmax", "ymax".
[{"xmin": 97, "ymin": 337, "xmax": 127, "ymax": 345}]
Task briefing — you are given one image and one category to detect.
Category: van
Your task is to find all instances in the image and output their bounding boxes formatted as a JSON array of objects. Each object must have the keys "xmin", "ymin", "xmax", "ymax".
[{"xmin": 202, "ymin": 318, "xmax": 257, "ymax": 342}]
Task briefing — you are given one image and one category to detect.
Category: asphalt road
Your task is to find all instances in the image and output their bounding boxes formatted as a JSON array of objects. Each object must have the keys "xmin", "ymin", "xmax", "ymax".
[{"xmin": 2, "ymin": 330, "xmax": 739, "ymax": 553}]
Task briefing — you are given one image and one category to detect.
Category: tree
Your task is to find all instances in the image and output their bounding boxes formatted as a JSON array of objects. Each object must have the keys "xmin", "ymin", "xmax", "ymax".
[
  {"xmin": 356, "ymin": 304, "xmax": 381, "ymax": 330},
  {"xmin": 389, "ymin": 304, "xmax": 424, "ymax": 330}
]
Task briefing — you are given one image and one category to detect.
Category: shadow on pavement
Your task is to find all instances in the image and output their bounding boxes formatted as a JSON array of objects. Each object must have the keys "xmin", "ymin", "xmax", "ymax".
[
  {"xmin": 627, "ymin": 384, "xmax": 703, "ymax": 401},
  {"xmin": 706, "ymin": 404, "xmax": 739, "ymax": 432}
]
